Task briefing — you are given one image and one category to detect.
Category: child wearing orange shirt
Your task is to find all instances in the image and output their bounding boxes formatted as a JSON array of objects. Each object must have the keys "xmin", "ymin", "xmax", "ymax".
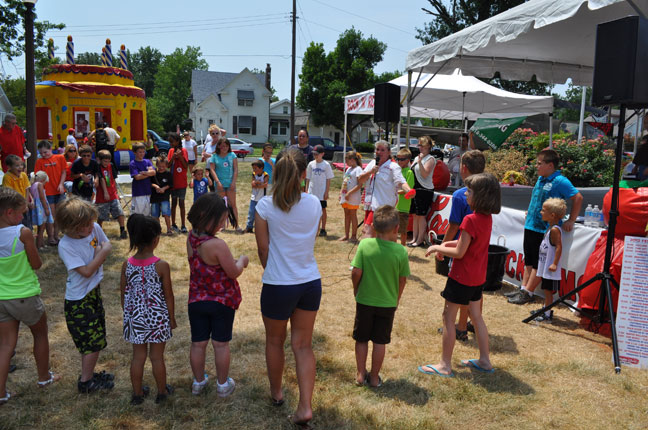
[
  {"xmin": 35, "ymin": 140, "xmax": 67, "ymax": 244},
  {"xmin": 1, "ymin": 154, "xmax": 33, "ymax": 228}
]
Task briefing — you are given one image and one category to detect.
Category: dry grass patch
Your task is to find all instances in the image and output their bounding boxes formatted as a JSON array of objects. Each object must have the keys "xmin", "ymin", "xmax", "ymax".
[{"xmin": 2, "ymin": 160, "xmax": 647, "ymax": 430}]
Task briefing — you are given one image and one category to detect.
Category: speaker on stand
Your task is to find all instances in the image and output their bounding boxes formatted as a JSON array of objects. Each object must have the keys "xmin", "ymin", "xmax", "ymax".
[
  {"xmin": 374, "ymin": 82, "xmax": 401, "ymax": 143},
  {"xmin": 525, "ymin": 15, "xmax": 648, "ymax": 374}
]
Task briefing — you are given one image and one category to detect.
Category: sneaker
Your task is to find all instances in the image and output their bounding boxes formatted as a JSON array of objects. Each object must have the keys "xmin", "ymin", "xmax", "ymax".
[
  {"xmin": 508, "ymin": 291, "xmax": 534, "ymax": 305},
  {"xmin": 130, "ymin": 386, "xmax": 150, "ymax": 405},
  {"xmin": 119, "ymin": 230, "xmax": 128, "ymax": 240},
  {"xmin": 180, "ymin": 226, "xmax": 188, "ymax": 234},
  {"xmin": 216, "ymin": 377, "xmax": 236, "ymax": 398},
  {"xmin": 534, "ymin": 310, "xmax": 553, "ymax": 323},
  {"xmin": 319, "ymin": 229, "xmax": 327, "ymax": 237},
  {"xmin": 78, "ymin": 374, "xmax": 114, "ymax": 393},
  {"xmin": 155, "ymin": 384, "xmax": 174, "ymax": 404},
  {"xmin": 93, "ymin": 370, "xmax": 115, "ymax": 382},
  {"xmin": 172, "ymin": 225, "xmax": 180, "ymax": 233},
  {"xmin": 192, "ymin": 374, "xmax": 209, "ymax": 395},
  {"xmin": 504, "ymin": 288, "xmax": 522, "ymax": 298}
]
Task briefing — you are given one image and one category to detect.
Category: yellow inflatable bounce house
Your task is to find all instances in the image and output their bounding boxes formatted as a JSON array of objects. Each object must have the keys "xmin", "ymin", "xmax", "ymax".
[{"xmin": 35, "ymin": 38, "xmax": 146, "ymax": 166}]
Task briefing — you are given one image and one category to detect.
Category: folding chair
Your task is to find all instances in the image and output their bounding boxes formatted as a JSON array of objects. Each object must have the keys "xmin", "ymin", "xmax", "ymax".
[{"xmin": 115, "ymin": 174, "xmax": 133, "ymax": 213}]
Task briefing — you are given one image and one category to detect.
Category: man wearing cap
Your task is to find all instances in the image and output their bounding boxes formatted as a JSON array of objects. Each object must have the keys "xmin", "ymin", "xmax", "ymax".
[
  {"xmin": 305, "ymin": 144, "xmax": 334, "ymax": 236},
  {"xmin": 182, "ymin": 131, "xmax": 198, "ymax": 170},
  {"xmin": 0, "ymin": 113, "xmax": 26, "ymax": 172},
  {"xmin": 66, "ymin": 128, "xmax": 78, "ymax": 149},
  {"xmin": 357, "ymin": 140, "xmax": 412, "ymax": 237}
]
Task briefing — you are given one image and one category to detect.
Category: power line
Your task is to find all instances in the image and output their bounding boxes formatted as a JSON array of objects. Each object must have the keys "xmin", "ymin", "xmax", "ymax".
[
  {"xmin": 297, "ymin": 0, "xmax": 314, "ymax": 43},
  {"xmin": 308, "ymin": 0, "xmax": 417, "ymax": 36}
]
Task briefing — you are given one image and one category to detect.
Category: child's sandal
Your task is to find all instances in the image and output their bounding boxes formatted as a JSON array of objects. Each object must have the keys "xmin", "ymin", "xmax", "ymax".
[
  {"xmin": 37, "ymin": 371, "xmax": 60, "ymax": 388},
  {"xmin": 455, "ymin": 329, "xmax": 468, "ymax": 342}
]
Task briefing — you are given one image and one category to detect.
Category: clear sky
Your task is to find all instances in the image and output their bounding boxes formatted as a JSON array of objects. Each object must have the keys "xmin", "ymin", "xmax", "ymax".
[{"xmin": 3, "ymin": 0, "xmax": 432, "ymax": 100}]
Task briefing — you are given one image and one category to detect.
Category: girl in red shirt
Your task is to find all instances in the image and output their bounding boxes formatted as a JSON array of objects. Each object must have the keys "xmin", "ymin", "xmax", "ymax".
[{"xmin": 420, "ymin": 173, "xmax": 501, "ymax": 377}]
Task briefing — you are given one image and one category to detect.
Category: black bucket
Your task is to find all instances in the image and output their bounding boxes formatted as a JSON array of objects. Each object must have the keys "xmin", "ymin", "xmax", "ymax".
[
  {"xmin": 432, "ymin": 234, "xmax": 451, "ymax": 276},
  {"xmin": 484, "ymin": 244, "xmax": 509, "ymax": 291}
]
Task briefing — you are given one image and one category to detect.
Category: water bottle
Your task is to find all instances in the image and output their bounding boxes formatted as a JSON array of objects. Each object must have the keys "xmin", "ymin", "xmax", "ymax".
[
  {"xmin": 584, "ymin": 204, "xmax": 593, "ymax": 227},
  {"xmin": 598, "ymin": 205, "xmax": 605, "ymax": 227},
  {"xmin": 592, "ymin": 205, "xmax": 601, "ymax": 228}
]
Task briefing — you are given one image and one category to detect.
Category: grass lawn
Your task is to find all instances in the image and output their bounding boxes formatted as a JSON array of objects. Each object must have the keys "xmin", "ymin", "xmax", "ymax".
[{"xmin": 2, "ymin": 160, "xmax": 647, "ymax": 430}]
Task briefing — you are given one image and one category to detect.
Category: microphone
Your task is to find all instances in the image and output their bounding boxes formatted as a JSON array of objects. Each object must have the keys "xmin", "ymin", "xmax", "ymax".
[{"xmin": 375, "ymin": 153, "xmax": 381, "ymax": 167}]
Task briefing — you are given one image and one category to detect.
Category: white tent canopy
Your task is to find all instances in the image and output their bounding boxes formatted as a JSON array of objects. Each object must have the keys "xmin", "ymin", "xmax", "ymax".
[
  {"xmin": 344, "ymin": 70, "xmax": 554, "ymax": 120},
  {"xmin": 405, "ymin": 0, "xmax": 647, "ymax": 86}
]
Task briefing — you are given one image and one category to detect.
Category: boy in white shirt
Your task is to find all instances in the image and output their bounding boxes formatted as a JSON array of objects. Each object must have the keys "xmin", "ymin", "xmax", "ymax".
[{"xmin": 305, "ymin": 145, "xmax": 334, "ymax": 237}]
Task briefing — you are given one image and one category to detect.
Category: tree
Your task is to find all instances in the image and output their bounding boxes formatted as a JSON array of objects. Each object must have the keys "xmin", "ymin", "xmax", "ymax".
[
  {"xmin": 75, "ymin": 52, "xmax": 102, "ymax": 66},
  {"xmin": 151, "ymin": 46, "xmax": 208, "ymax": 132},
  {"xmin": 130, "ymin": 46, "xmax": 163, "ymax": 98},
  {"xmin": 552, "ymin": 83, "xmax": 593, "ymax": 122},
  {"xmin": 415, "ymin": 0, "xmax": 551, "ymax": 96},
  {"xmin": 297, "ymin": 28, "xmax": 389, "ymax": 132},
  {"xmin": 0, "ymin": 76, "xmax": 26, "ymax": 125},
  {"xmin": 0, "ymin": 0, "xmax": 64, "ymax": 61}
]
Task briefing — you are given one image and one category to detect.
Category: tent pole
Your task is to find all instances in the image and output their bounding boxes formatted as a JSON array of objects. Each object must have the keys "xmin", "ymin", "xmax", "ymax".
[
  {"xmin": 343, "ymin": 113, "xmax": 348, "ymax": 170},
  {"xmin": 577, "ymin": 86, "xmax": 586, "ymax": 143},
  {"xmin": 462, "ymin": 91, "xmax": 467, "ymax": 132},
  {"xmin": 406, "ymin": 71, "xmax": 412, "ymax": 147},
  {"xmin": 549, "ymin": 112, "xmax": 554, "ymax": 148},
  {"xmin": 397, "ymin": 122, "xmax": 401, "ymax": 150},
  {"xmin": 633, "ymin": 109, "xmax": 642, "ymax": 154}
]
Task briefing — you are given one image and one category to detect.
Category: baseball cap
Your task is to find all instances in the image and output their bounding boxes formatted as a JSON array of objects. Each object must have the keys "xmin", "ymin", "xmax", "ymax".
[{"xmin": 313, "ymin": 144, "xmax": 324, "ymax": 153}]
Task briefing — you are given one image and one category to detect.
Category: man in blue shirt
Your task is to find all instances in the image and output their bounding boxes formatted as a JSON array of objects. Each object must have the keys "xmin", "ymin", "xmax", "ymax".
[{"xmin": 509, "ymin": 149, "xmax": 583, "ymax": 305}]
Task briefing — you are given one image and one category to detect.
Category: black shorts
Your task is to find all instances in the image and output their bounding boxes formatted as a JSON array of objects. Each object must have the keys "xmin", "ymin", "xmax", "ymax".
[
  {"xmin": 64, "ymin": 286, "xmax": 107, "ymax": 355},
  {"xmin": 541, "ymin": 277, "xmax": 560, "ymax": 292},
  {"xmin": 320, "ymin": 200, "xmax": 327, "ymax": 209},
  {"xmin": 523, "ymin": 229, "xmax": 545, "ymax": 269},
  {"xmin": 261, "ymin": 279, "xmax": 322, "ymax": 320},
  {"xmin": 352, "ymin": 303, "xmax": 396, "ymax": 344},
  {"xmin": 441, "ymin": 277, "xmax": 483, "ymax": 306},
  {"xmin": 188, "ymin": 301, "xmax": 235, "ymax": 342},
  {"xmin": 410, "ymin": 175, "xmax": 434, "ymax": 216}
]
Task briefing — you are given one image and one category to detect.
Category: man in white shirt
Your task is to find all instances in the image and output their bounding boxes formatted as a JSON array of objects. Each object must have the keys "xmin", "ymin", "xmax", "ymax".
[
  {"xmin": 104, "ymin": 123, "xmax": 120, "ymax": 148},
  {"xmin": 66, "ymin": 128, "xmax": 78, "ymax": 149},
  {"xmin": 358, "ymin": 140, "xmax": 411, "ymax": 237}
]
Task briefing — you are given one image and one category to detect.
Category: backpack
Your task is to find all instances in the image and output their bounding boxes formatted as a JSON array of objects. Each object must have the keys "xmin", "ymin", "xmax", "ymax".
[{"xmin": 95, "ymin": 128, "xmax": 108, "ymax": 147}]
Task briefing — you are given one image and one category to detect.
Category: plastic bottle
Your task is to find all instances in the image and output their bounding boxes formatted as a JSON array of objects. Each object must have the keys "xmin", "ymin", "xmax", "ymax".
[
  {"xmin": 584, "ymin": 204, "xmax": 593, "ymax": 227},
  {"xmin": 592, "ymin": 205, "xmax": 601, "ymax": 228},
  {"xmin": 598, "ymin": 205, "xmax": 605, "ymax": 227}
]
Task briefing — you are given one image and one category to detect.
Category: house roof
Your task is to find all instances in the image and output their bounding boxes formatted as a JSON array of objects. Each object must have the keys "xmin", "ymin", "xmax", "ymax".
[{"xmin": 191, "ymin": 69, "xmax": 265, "ymax": 105}]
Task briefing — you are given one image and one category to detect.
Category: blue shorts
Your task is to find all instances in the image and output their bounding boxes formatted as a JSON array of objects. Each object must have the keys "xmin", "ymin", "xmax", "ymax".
[
  {"xmin": 46, "ymin": 193, "xmax": 65, "ymax": 205},
  {"xmin": 188, "ymin": 301, "xmax": 235, "ymax": 342},
  {"xmin": 260, "ymin": 279, "xmax": 321, "ymax": 320},
  {"xmin": 151, "ymin": 200, "xmax": 171, "ymax": 218}
]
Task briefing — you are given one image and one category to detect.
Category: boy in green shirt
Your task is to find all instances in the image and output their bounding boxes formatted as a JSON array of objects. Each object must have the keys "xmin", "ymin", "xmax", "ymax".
[
  {"xmin": 395, "ymin": 149, "xmax": 414, "ymax": 246},
  {"xmin": 351, "ymin": 205, "xmax": 410, "ymax": 387}
]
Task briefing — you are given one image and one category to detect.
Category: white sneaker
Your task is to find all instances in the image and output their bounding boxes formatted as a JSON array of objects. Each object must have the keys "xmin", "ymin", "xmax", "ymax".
[
  {"xmin": 216, "ymin": 377, "xmax": 235, "ymax": 398},
  {"xmin": 191, "ymin": 374, "xmax": 209, "ymax": 395}
]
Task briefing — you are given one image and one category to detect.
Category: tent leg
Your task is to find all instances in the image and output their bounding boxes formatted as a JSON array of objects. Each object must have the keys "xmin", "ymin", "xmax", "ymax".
[
  {"xmin": 343, "ymin": 113, "xmax": 348, "ymax": 170},
  {"xmin": 577, "ymin": 86, "xmax": 586, "ymax": 143},
  {"xmin": 406, "ymin": 71, "xmax": 412, "ymax": 145},
  {"xmin": 549, "ymin": 112, "xmax": 554, "ymax": 149}
]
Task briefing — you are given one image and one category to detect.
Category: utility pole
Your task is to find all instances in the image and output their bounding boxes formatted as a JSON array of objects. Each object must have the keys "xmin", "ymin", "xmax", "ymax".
[
  {"xmin": 24, "ymin": 0, "xmax": 37, "ymax": 173},
  {"xmin": 290, "ymin": 0, "xmax": 296, "ymax": 145}
]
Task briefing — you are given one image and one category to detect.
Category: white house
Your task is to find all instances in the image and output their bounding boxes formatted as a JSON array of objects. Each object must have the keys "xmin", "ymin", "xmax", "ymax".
[
  {"xmin": 0, "ymin": 85, "xmax": 12, "ymax": 124},
  {"xmin": 269, "ymin": 99, "xmax": 291, "ymax": 144},
  {"xmin": 189, "ymin": 68, "xmax": 271, "ymax": 144}
]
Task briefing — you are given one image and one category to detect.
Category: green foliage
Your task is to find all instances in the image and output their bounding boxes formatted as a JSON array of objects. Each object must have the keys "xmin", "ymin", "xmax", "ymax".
[
  {"xmin": 145, "ymin": 97, "xmax": 165, "ymax": 136},
  {"xmin": 353, "ymin": 141, "xmax": 375, "ymax": 153},
  {"xmin": 552, "ymin": 83, "xmax": 592, "ymax": 122},
  {"xmin": 130, "ymin": 46, "xmax": 163, "ymax": 98},
  {"xmin": 297, "ymin": 28, "xmax": 387, "ymax": 131},
  {"xmin": 0, "ymin": 0, "xmax": 65, "ymax": 61},
  {"xmin": 485, "ymin": 148, "xmax": 530, "ymax": 183},
  {"xmin": 0, "ymin": 76, "xmax": 25, "ymax": 125},
  {"xmin": 76, "ymin": 52, "xmax": 102, "ymax": 66},
  {"xmin": 152, "ymin": 46, "xmax": 208, "ymax": 132}
]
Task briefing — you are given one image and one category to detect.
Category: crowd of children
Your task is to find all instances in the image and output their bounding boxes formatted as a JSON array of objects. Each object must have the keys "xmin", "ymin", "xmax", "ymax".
[{"xmin": 1, "ymin": 134, "xmax": 590, "ymax": 419}]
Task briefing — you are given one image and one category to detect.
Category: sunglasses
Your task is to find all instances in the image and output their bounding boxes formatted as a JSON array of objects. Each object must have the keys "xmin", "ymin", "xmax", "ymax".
[
  {"xmin": 69, "ymin": 149, "xmax": 77, "ymax": 152},
  {"xmin": 395, "ymin": 157, "xmax": 409, "ymax": 161}
]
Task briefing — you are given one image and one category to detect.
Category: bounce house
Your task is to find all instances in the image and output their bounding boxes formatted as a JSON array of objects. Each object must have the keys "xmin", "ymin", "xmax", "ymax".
[{"xmin": 35, "ymin": 38, "xmax": 146, "ymax": 167}]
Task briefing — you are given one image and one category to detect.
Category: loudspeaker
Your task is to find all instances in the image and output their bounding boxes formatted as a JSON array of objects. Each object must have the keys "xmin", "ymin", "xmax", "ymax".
[
  {"xmin": 374, "ymin": 82, "xmax": 401, "ymax": 123},
  {"xmin": 592, "ymin": 16, "xmax": 648, "ymax": 107}
]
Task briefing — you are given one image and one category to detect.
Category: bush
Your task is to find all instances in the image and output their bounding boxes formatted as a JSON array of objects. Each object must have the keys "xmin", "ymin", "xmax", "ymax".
[
  {"xmin": 485, "ymin": 149, "xmax": 531, "ymax": 183},
  {"xmin": 354, "ymin": 142, "xmax": 375, "ymax": 153}
]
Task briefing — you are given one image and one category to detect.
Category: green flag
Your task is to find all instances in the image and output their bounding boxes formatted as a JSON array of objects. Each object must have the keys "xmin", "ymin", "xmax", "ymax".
[{"xmin": 470, "ymin": 117, "xmax": 526, "ymax": 150}]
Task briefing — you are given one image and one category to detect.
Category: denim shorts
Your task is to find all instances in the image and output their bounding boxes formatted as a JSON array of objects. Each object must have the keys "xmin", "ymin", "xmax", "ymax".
[
  {"xmin": 46, "ymin": 193, "xmax": 65, "ymax": 205},
  {"xmin": 260, "ymin": 279, "xmax": 321, "ymax": 320},
  {"xmin": 151, "ymin": 200, "xmax": 171, "ymax": 218}
]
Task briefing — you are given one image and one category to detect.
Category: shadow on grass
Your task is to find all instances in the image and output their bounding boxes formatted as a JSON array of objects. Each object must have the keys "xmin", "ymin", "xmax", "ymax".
[
  {"xmin": 458, "ymin": 368, "xmax": 535, "ymax": 395},
  {"xmin": 371, "ymin": 378, "xmax": 430, "ymax": 405},
  {"xmin": 409, "ymin": 274, "xmax": 433, "ymax": 291},
  {"xmin": 489, "ymin": 334, "xmax": 520, "ymax": 355}
]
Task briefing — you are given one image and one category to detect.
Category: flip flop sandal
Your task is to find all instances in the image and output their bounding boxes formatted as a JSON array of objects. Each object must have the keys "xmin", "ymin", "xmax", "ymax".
[
  {"xmin": 271, "ymin": 396, "xmax": 285, "ymax": 406},
  {"xmin": 37, "ymin": 371, "xmax": 60, "ymax": 388}
]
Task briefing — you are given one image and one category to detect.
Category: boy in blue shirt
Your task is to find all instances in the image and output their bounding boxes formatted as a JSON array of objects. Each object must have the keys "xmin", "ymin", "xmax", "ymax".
[
  {"xmin": 508, "ymin": 149, "xmax": 583, "ymax": 305},
  {"xmin": 260, "ymin": 143, "xmax": 275, "ymax": 192}
]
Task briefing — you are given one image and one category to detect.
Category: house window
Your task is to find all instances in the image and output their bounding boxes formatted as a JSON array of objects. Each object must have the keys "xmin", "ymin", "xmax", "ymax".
[
  {"xmin": 208, "ymin": 119, "xmax": 214, "ymax": 125},
  {"xmin": 237, "ymin": 90, "xmax": 254, "ymax": 107},
  {"xmin": 283, "ymin": 106, "xmax": 288, "ymax": 114},
  {"xmin": 271, "ymin": 120, "xmax": 288, "ymax": 136},
  {"xmin": 234, "ymin": 116, "xmax": 256, "ymax": 135}
]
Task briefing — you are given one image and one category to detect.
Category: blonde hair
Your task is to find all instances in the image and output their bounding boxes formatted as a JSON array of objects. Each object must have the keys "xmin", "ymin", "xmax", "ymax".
[
  {"xmin": 272, "ymin": 148, "xmax": 307, "ymax": 212},
  {"xmin": 396, "ymin": 148, "xmax": 412, "ymax": 159},
  {"xmin": 32, "ymin": 171, "xmax": 49, "ymax": 184},
  {"xmin": 418, "ymin": 135, "xmax": 434, "ymax": 148},
  {"xmin": 543, "ymin": 197, "xmax": 567, "ymax": 218},
  {"xmin": 208, "ymin": 124, "xmax": 221, "ymax": 134},
  {"xmin": 55, "ymin": 196, "xmax": 98, "ymax": 235}
]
